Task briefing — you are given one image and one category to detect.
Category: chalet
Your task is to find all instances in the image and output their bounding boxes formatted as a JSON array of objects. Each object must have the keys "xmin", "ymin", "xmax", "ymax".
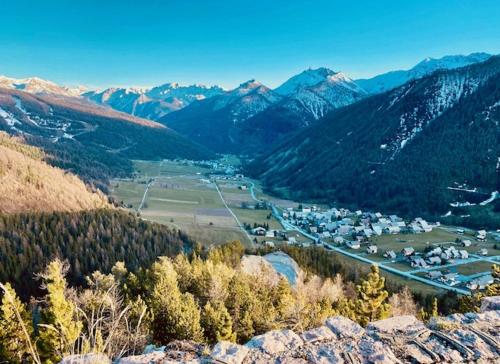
[
  {"xmin": 426, "ymin": 247, "xmax": 442, "ymax": 257},
  {"xmin": 337, "ymin": 225, "xmax": 352, "ymax": 236},
  {"xmin": 462, "ymin": 240, "xmax": 472, "ymax": 247},
  {"xmin": 466, "ymin": 275, "xmax": 494, "ymax": 290},
  {"xmin": 418, "ymin": 220, "xmax": 432, "ymax": 232},
  {"xmin": 346, "ymin": 241, "xmax": 361, "ymax": 250},
  {"xmin": 427, "ymin": 256, "xmax": 442, "ymax": 265},
  {"xmin": 366, "ymin": 245, "xmax": 378, "ymax": 254},
  {"xmin": 385, "ymin": 226, "xmax": 401, "ymax": 234},
  {"xmin": 410, "ymin": 257, "xmax": 428, "ymax": 268},
  {"xmin": 264, "ymin": 241, "xmax": 275, "ymax": 248},
  {"xmin": 401, "ymin": 247, "xmax": 415, "ymax": 256},
  {"xmin": 456, "ymin": 229, "xmax": 465, "ymax": 235},
  {"xmin": 375, "ymin": 212, "xmax": 383, "ymax": 218},
  {"xmin": 288, "ymin": 237, "xmax": 297, "ymax": 245},
  {"xmin": 302, "ymin": 207, "xmax": 312, "ymax": 213},
  {"xmin": 363, "ymin": 228, "xmax": 374, "ymax": 237},
  {"xmin": 354, "ymin": 226, "xmax": 365, "ymax": 233},
  {"xmin": 309, "ymin": 226, "xmax": 318, "ymax": 234},
  {"xmin": 384, "ymin": 250, "xmax": 397, "ymax": 259},
  {"xmin": 389, "ymin": 215, "xmax": 402, "ymax": 222},
  {"xmin": 440, "ymin": 273, "xmax": 458, "ymax": 285},
  {"xmin": 426, "ymin": 271, "xmax": 443, "ymax": 280},
  {"xmin": 265, "ymin": 230, "xmax": 275, "ymax": 238},
  {"xmin": 478, "ymin": 248, "xmax": 488, "ymax": 256},
  {"xmin": 238, "ymin": 185, "xmax": 248, "ymax": 190},
  {"xmin": 371, "ymin": 224, "xmax": 383, "ymax": 236},
  {"xmin": 477, "ymin": 230, "xmax": 487, "ymax": 241},
  {"xmin": 333, "ymin": 236, "xmax": 345, "ymax": 244},
  {"xmin": 410, "ymin": 223, "xmax": 423, "ymax": 234},
  {"xmin": 251, "ymin": 227, "xmax": 266, "ymax": 236},
  {"xmin": 459, "ymin": 250, "xmax": 469, "ymax": 259}
]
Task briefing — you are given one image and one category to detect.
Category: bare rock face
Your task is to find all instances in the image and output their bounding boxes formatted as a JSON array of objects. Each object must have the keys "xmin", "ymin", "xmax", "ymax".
[
  {"xmin": 62, "ymin": 296, "xmax": 500, "ymax": 364},
  {"xmin": 211, "ymin": 341, "xmax": 249, "ymax": 364},
  {"xmin": 59, "ymin": 353, "xmax": 111, "ymax": 364},
  {"xmin": 245, "ymin": 329, "xmax": 304, "ymax": 355},
  {"xmin": 481, "ymin": 296, "xmax": 500, "ymax": 312},
  {"xmin": 325, "ymin": 315, "xmax": 365, "ymax": 339}
]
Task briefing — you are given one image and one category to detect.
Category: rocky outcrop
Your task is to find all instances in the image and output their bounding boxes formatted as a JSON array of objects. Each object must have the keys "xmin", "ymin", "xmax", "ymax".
[{"xmin": 62, "ymin": 297, "xmax": 500, "ymax": 364}]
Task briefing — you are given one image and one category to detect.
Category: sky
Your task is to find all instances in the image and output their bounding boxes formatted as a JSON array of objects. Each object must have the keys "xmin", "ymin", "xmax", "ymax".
[{"xmin": 1, "ymin": 0, "xmax": 499, "ymax": 90}]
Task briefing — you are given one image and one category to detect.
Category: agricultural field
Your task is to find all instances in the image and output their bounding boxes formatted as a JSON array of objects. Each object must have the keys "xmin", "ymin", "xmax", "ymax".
[{"xmin": 111, "ymin": 160, "xmax": 250, "ymax": 246}]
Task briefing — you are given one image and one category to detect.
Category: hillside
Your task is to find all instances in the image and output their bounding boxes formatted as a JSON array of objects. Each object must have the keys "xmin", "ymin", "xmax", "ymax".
[
  {"xmin": 0, "ymin": 132, "xmax": 109, "ymax": 213},
  {"xmin": 160, "ymin": 80, "xmax": 281, "ymax": 153},
  {"xmin": 248, "ymin": 56, "xmax": 500, "ymax": 220},
  {"xmin": 0, "ymin": 88, "xmax": 215, "ymax": 185}
]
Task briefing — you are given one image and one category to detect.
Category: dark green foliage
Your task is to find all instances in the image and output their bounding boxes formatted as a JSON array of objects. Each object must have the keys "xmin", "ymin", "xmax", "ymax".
[
  {"xmin": 248, "ymin": 57, "xmax": 500, "ymax": 228},
  {"xmin": 0, "ymin": 209, "xmax": 193, "ymax": 299}
]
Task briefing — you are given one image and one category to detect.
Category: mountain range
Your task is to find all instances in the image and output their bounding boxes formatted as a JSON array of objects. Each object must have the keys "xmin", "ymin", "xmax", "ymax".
[
  {"xmin": 1, "ymin": 52, "xmax": 497, "ymax": 220},
  {"xmin": 248, "ymin": 55, "xmax": 500, "ymax": 221},
  {"xmin": 84, "ymin": 83, "xmax": 225, "ymax": 120}
]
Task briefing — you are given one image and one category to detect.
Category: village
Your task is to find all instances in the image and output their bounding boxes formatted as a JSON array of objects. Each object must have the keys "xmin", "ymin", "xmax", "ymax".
[{"xmin": 248, "ymin": 204, "xmax": 499, "ymax": 294}]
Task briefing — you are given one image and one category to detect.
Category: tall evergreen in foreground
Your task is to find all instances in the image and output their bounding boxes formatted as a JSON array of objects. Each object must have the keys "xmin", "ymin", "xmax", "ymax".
[{"xmin": 355, "ymin": 265, "xmax": 390, "ymax": 326}]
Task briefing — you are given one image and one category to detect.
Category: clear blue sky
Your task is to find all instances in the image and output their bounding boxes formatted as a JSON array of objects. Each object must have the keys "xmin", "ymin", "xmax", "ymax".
[{"xmin": 1, "ymin": 0, "xmax": 499, "ymax": 89}]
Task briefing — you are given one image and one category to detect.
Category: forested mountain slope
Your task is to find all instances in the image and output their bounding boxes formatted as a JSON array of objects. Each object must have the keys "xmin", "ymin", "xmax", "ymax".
[
  {"xmin": 248, "ymin": 56, "xmax": 500, "ymax": 218},
  {"xmin": 0, "ymin": 133, "xmax": 109, "ymax": 213},
  {"xmin": 0, "ymin": 88, "xmax": 214, "ymax": 185},
  {"xmin": 0, "ymin": 209, "xmax": 193, "ymax": 298}
]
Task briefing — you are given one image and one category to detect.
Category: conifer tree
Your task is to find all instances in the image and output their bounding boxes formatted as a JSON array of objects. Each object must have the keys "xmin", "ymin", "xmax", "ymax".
[
  {"xmin": 149, "ymin": 257, "xmax": 203, "ymax": 344},
  {"xmin": 0, "ymin": 283, "xmax": 38, "ymax": 364},
  {"xmin": 201, "ymin": 300, "xmax": 235, "ymax": 344},
  {"xmin": 354, "ymin": 265, "xmax": 390, "ymax": 326},
  {"xmin": 38, "ymin": 259, "xmax": 83, "ymax": 363}
]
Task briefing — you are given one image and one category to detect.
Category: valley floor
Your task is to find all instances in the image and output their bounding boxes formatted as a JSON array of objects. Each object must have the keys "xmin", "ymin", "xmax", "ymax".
[{"xmin": 110, "ymin": 158, "xmax": 499, "ymax": 296}]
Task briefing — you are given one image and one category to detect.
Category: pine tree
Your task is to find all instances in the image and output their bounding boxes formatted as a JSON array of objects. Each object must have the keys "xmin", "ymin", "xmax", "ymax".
[
  {"xmin": 431, "ymin": 297, "xmax": 439, "ymax": 318},
  {"xmin": 149, "ymin": 257, "xmax": 203, "ymax": 344},
  {"xmin": 38, "ymin": 259, "xmax": 83, "ymax": 363},
  {"xmin": 201, "ymin": 300, "xmax": 235, "ymax": 344},
  {"xmin": 354, "ymin": 265, "xmax": 390, "ymax": 326},
  {"xmin": 0, "ymin": 283, "xmax": 38, "ymax": 364}
]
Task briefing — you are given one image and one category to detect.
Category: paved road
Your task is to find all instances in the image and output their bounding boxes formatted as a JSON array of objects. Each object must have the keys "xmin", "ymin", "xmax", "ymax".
[
  {"xmin": 214, "ymin": 181, "xmax": 254, "ymax": 246},
  {"xmin": 137, "ymin": 179, "xmax": 155, "ymax": 212}
]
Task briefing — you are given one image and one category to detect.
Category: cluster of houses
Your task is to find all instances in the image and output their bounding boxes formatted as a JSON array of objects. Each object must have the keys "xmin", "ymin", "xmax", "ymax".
[
  {"xmin": 425, "ymin": 270, "xmax": 494, "ymax": 290},
  {"xmin": 282, "ymin": 206, "xmax": 437, "ymax": 240},
  {"xmin": 406, "ymin": 245, "xmax": 470, "ymax": 269}
]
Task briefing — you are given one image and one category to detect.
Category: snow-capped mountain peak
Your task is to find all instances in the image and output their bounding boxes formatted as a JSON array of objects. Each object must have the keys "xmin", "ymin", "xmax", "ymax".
[
  {"xmin": 275, "ymin": 67, "xmax": 338, "ymax": 95},
  {"xmin": 0, "ymin": 75, "xmax": 87, "ymax": 97},
  {"xmin": 356, "ymin": 52, "xmax": 492, "ymax": 94}
]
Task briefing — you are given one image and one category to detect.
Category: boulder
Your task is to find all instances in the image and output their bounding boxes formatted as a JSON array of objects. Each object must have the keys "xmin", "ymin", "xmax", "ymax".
[
  {"xmin": 301, "ymin": 325, "xmax": 336, "ymax": 343},
  {"xmin": 304, "ymin": 345, "xmax": 343, "ymax": 364},
  {"xmin": 245, "ymin": 329, "xmax": 303, "ymax": 355},
  {"xmin": 117, "ymin": 351, "xmax": 166, "ymax": 364},
  {"xmin": 211, "ymin": 341, "xmax": 249, "ymax": 364},
  {"xmin": 59, "ymin": 353, "xmax": 111, "ymax": 364},
  {"xmin": 367, "ymin": 315, "xmax": 426, "ymax": 336},
  {"xmin": 480, "ymin": 296, "xmax": 500, "ymax": 312},
  {"xmin": 359, "ymin": 337, "xmax": 400, "ymax": 364},
  {"xmin": 325, "ymin": 316, "xmax": 365, "ymax": 339}
]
